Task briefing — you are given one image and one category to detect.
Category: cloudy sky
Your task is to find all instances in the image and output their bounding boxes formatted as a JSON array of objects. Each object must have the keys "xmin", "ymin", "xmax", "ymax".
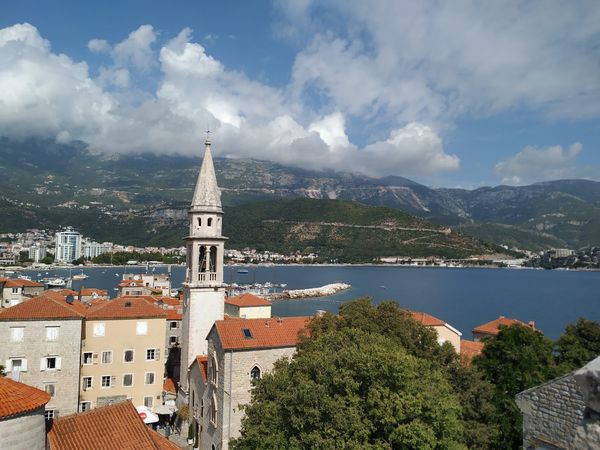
[{"xmin": 1, "ymin": 0, "xmax": 599, "ymax": 187}]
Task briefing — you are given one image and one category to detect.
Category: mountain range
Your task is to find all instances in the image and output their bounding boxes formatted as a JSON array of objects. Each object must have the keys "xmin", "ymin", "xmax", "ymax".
[{"xmin": 1, "ymin": 137, "xmax": 599, "ymax": 251}]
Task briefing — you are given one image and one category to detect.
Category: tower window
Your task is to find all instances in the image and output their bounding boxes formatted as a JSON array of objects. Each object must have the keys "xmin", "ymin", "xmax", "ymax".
[
  {"xmin": 197, "ymin": 218, "xmax": 201, "ymax": 227},
  {"xmin": 250, "ymin": 366, "xmax": 261, "ymax": 381},
  {"xmin": 208, "ymin": 217, "xmax": 213, "ymax": 226}
]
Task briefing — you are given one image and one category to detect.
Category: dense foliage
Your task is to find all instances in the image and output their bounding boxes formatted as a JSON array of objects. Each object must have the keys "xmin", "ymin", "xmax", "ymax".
[
  {"xmin": 555, "ymin": 318, "xmax": 600, "ymax": 372},
  {"xmin": 232, "ymin": 299, "xmax": 500, "ymax": 449}
]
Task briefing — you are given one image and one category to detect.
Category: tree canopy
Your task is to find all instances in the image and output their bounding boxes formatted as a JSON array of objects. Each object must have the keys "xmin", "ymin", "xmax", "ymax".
[
  {"xmin": 555, "ymin": 318, "xmax": 600, "ymax": 373},
  {"xmin": 232, "ymin": 328, "xmax": 465, "ymax": 450}
]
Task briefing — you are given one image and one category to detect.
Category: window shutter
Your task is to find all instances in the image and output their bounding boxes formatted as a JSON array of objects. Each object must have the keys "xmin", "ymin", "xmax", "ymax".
[
  {"xmin": 93, "ymin": 353, "xmax": 99, "ymax": 364},
  {"xmin": 56, "ymin": 357, "xmax": 62, "ymax": 370},
  {"xmin": 40, "ymin": 358, "xmax": 46, "ymax": 371},
  {"xmin": 111, "ymin": 376, "xmax": 117, "ymax": 387},
  {"xmin": 22, "ymin": 359, "xmax": 28, "ymax": 372},
  {"xmin": 4, "ymin": 360, "xmax": 9, "ymax": 370},
  {"xmin": 155, "ymin": 349, "xmax": 160, "ymax": 360}
]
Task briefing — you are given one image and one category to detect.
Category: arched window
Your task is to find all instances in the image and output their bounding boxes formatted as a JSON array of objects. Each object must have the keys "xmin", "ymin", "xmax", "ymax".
[
  {"xmin": 210, "ymin": 394, "xmax": 217, "ymax": 426},
  {"xmin": 200, "ymin": 398, "xmax": 204, "ymax": 418},
  {"xmin": 197, "ymin": 217, "xmax": 201, "ymax": 227},
  {"xmin": 199, "ymin": 246, "xmax": 207, "ymax": 273},
  {"xmin": 209, "ymin": 246, "xmax": 217, "ymax": 272},
  {"xmin": 250, "ymin": 365, "xmax": 261, "ymax": 381},
  {"xmin": 210, "ymin": 354, "xmax": 218, "ymax": 386},
  {"xmin": 207, "ymin": 217, "xmax": 213, "ymax": 227}
]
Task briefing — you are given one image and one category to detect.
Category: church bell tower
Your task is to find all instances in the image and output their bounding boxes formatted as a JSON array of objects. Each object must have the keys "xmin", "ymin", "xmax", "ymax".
[{"xmin": 179, "ymin": 135, "xmax": 226, "ymax": 394}]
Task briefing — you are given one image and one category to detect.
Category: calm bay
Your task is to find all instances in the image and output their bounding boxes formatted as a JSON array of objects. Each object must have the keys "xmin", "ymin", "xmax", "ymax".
[{"xmin": 25, "ymin": 265, "xmax": 600, "ymax": 340}]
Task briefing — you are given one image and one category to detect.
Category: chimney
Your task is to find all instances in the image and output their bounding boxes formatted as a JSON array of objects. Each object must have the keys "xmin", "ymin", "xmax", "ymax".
[
  {"xmin": 528, "ymin": 321, "xmax": 536, "ymax": 329},
  {"xmin": 265, "ymin": 320, "xmax": 270, "ymax": 328},
  {"xmin": 277, "ymin": 317, "xmax": 283, "ymax": 325}
]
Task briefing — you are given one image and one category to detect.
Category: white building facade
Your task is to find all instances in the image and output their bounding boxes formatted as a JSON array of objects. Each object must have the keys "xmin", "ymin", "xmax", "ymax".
[{"xmin": 55, "ymin": 228, "xmax": 82, "ymax": 263}]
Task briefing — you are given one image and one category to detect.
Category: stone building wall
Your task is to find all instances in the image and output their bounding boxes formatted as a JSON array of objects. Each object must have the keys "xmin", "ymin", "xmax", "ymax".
[
  {"xmin": 0, "ymin": 319, "xmax": 83, "ymax": 416},
  {"xmin": 0, "ymin": 406, "xmax": 47, "ymax": 450},
  {"xmin": 198, "ymin": 328, "xmax": 296, "ymax": 450},
  {"xmin": 516, "ymin": 373, "xmax": 586, "ymax": 449}
]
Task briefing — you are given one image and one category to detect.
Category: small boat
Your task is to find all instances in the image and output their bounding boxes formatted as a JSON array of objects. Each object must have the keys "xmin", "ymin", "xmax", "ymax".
[
  {"xmin": 72, "ymin": 271, "xmax": 88, "ymax": 280},
  {"xmin": 18, "ymin": 275, "xmax": 32, "ymax": 281},
  {"xmin": 237, "ymin": 269, "xmax": 249, "ymax": 274},
  {"xmin": 45, "ymin": 278, "xmax": 66, "ymax": 288}
]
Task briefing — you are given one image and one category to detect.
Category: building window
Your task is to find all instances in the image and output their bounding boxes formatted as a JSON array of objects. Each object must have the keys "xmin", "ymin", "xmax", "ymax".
[
  {"xmin": 79, "ymin": 402, "xmax": 91, "ymax": 412},
  {"xmin": 197, "ymin": 218, "xmax": 201, "ymax": 227},
  {"xmin": 170, "ymin": 321, "xmax": 178, "ymax": 329},
  {"xmin": 145, "ymin": 372, "xmax": 155, "ymax": 385},
  {"xmin": 169, "ymin": 335, "xmax": 178, "ymax": 346},
  {"xmin": 42, "ymin": 356, "xmax": 60, "ymax": 371},
  {"xmin": 10, "ymin": 327, "xmax": 24, "ymax": 342},
  {"xmin": 12, "ymin": 287, "xmax": 19, "ymax": 294},
  {"xmin": 46, "ymin": 326, "xmax": 59, "ymax": 341},
  {"xmin": 45, "ymin": 384, "xmax": 56, "ymax": 397},
  {"xmin": 101, "ymin": 351, "xmax": 112, "ymax": 364},
  {"xmin": 146, "ymin": 348, "xmax": 160, "ymax": 361},
  {"xmin": 101, "ymin": 375, "xmax": 112, "ymax": 388},
  {"xmin": 144, "ymin": 396, "xmax": 153, "ymax": 408},
  {"xmin": 9, "ymin": 358, "xmax": 26, "ymax": 372},
  {"xmin": 83, "ymin": 352, "xmax": 93, "ymax": 365},
  {"xmin": 250, "ymin": 366, "xmax": 261, "ymax": 381},
  {"xmin": 136, "ymin": 321, "xmax": 148, "ymax": 335},
  {"xmin": 123, "ymin": 374, "xmax": 133, "ymax": 386},
  {"xmin": 93, "ymin": 323, "xmax": 105, "ymax": 337},
  {"xmin": 44, "ymin": 409, "xmax": 56, "ymax": 420},
  {"xmin": 210, "ymin": 395, "xmax": 217, "ymax": 426},
  {"xmin": 82, "ymin": 376, "xmax": 93, "ymax": 390},
  {"xmin": 124, "ymin": 349, "xmax": 134, "ymax": 363},
  {"xmin": 207, "ymin": 217, "xmax": 213, "ymax": 227},
  {"xmin": 210, "ymin": 354, "xmax": 218, "ymax": 386},
  {"xmin": 200, "ymin": 398, "xmax": 204, "ymax": 418}
]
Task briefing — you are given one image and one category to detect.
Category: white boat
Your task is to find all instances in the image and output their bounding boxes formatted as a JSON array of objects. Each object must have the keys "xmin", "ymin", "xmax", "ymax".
[
  {"xmin": 72, "ymin": 271, "xmax": 88, "ymax": 280},
  {"xmin": 45, "ymin": 278, "xmax": 66, "ymax": 288}
]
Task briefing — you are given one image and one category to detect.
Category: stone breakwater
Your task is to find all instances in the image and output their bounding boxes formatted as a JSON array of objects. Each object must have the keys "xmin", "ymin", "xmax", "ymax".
[{"xmin": 272, "ymin": 283, "xmax": 351, "ymax": 300}]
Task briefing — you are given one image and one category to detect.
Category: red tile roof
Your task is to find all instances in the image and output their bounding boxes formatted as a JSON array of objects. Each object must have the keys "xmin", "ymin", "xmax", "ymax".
[
  {"xmin": 409, "ymin": 310, "xmax": 445, "ymax": 327},
  {"xmin": 80, "ymin": 288, "xmax": 108, "ymax": 296},
  {"xmin": 0, "ymin": 377, "xmax": 51, "ymax": 419},
  {"xmin": 0, "ymin": 293, "xmax": 85, "ymax": 321},
  {"xmin": 214, "ymin": 316, "xmax": 310, "ymax": 350},
  {"xmin": 165, "ymin": 309, "xmax": 182, "ymax": 320},
  {"xmin": 47, "ymin": 400, "xmax": 179, "ymax": 450},
  {"xmin": 51, "ymin": 289, "xmax": 79, "ymax": 297},
  {"xmin": 190, "ymin": 355, "xmax": 208, "ymax": 383},
  {"xmin": 460, "ymin": 339, "xmax": 485, "ymax": 363},
  {"xmin": 118, "ymin": 280, "xmax": 145, "ymax": 288},
  {"xmin": 473, "ymin": 316, "xmax": 534, "ymax": 336},
  {"xmin": 3, "ymin": 279, "xmax": 44, "ymax": 288},
  {"xmin": 225, "ymin": 293, "xmax": 271, "ymax": 307},
  {"xmin": 163, "ymin": 378, "xmax": 176, "ymax": 394},
  {"xmin": 85, "ymin": 296, "xmax": 167, "ymax": 320}
]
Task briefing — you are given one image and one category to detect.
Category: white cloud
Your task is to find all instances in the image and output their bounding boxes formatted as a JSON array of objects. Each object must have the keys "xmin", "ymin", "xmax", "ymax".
[
  {"xmin": 494, "ymin": 143, "xmax": 588, "ymax": 185},
  {"xmin": 87, "ymin": 38, "xmax": 110, "ymax": 53},
  {"xmin": 0, "ymin": 22, "xmax": 458, "ymax": 178},
  {"xmin": 284, "ymin": 1, "xmax": 600, "ymax": 124}
]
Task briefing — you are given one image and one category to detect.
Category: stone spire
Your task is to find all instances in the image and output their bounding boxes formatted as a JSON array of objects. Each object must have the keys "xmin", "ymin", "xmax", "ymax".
[{"xmin": 191, "ymin": 136, "xmax": 222, "ymax": 212}]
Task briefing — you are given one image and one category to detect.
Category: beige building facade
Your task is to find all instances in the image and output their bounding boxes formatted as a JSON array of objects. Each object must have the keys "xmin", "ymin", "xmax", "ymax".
[{"xmin": 80, "ymin": 297, "xmax": 167, "ymax": 411}]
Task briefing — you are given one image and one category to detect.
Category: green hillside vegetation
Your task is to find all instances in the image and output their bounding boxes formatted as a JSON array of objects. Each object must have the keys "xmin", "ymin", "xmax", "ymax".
[{"xmin": 224, "ymin": 198, "xmax": 501, "ymax": 261}]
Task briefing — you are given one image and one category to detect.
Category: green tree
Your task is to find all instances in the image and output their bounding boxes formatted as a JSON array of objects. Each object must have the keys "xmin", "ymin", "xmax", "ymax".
[
  {"xmin": 475, "ymin": 324, "xmax": 556, "ymax": 449},
  {"xmin": 41, "ymin": 255, "xmax": 54, "ymax": 264},
  {"xmin": 555, "ymin": 318, "xmax": 600, "ymax": 373},
  {"xmin": 19, "ymin": 250, "xmax": 32, "ymax": 263},
  {"xmin": 309, "ymin": 298, "xmax": 500, "ymax": 449},
  {"xmin": 232, "ymin": 328, "xmax": 465, "ymax": 450}
]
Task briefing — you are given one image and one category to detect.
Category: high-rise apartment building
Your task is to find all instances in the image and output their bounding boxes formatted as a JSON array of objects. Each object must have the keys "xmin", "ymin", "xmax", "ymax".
[{"xmin": 55, "ymin": 228, "xmax": 82, "ymax": 263}]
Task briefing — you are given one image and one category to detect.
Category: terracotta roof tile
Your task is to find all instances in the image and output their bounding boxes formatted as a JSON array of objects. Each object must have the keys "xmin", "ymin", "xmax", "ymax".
[
  {"xmin": 225, "ymin": 293, "xmax": 271, "ymax": 307},
  {"xmin": 460, "ymin": 339, "xmax": 485, "ymax": 363},
  {"xmin": 85, "ymin": 296, "xmax": 167, "ymax": 320},
  {"xmin": 118, "ymin": 280, "xmax": 145, "ymax": 288},
  {"xmin": 47, "ymin": 400, "xmax": 176, "ymax": 450},
  {"xmin": 190, "ymin": 355, "xmax": 208, "ymax": 383},
  {"xmin": 51, "ymin": 289, "xmax": 79, "ymax": 297},
  {"xmin": 0, "ymin": 293, "xmax": 85, "ymax": 321},
  {"xmin": 163, "ymin": 377, "xmax": 176, "ymax": 394},
  {"xmin": 214, "ymin": 316, "xmax": 310, "ymax": 350},
  {"xmin": 80, "ymin": 288, "xmax": 108, "ymax": 296},
  {"xmin": 0, "ymin": 377, "xmax": 51, "ymax": 419},
  {"xmin": 408, "ymin": 310, "xmax": 445, "ymax": 327},
  {"xmin": 3, "ymin": 279, "xmax": 44, "ymax": 288},
  {"xmin": 165, "ymin": 309, "xmax": 182, "ymax": 320},
  {"xmin": 473, "ymin": 316, "xmax": 534, "ymax": 336}
]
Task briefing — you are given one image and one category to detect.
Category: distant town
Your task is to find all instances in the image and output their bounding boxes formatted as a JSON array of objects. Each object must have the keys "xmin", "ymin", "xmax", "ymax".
[{"xmin": 1, "ymin": 227, "xmax": 599, "ymax": 271}]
